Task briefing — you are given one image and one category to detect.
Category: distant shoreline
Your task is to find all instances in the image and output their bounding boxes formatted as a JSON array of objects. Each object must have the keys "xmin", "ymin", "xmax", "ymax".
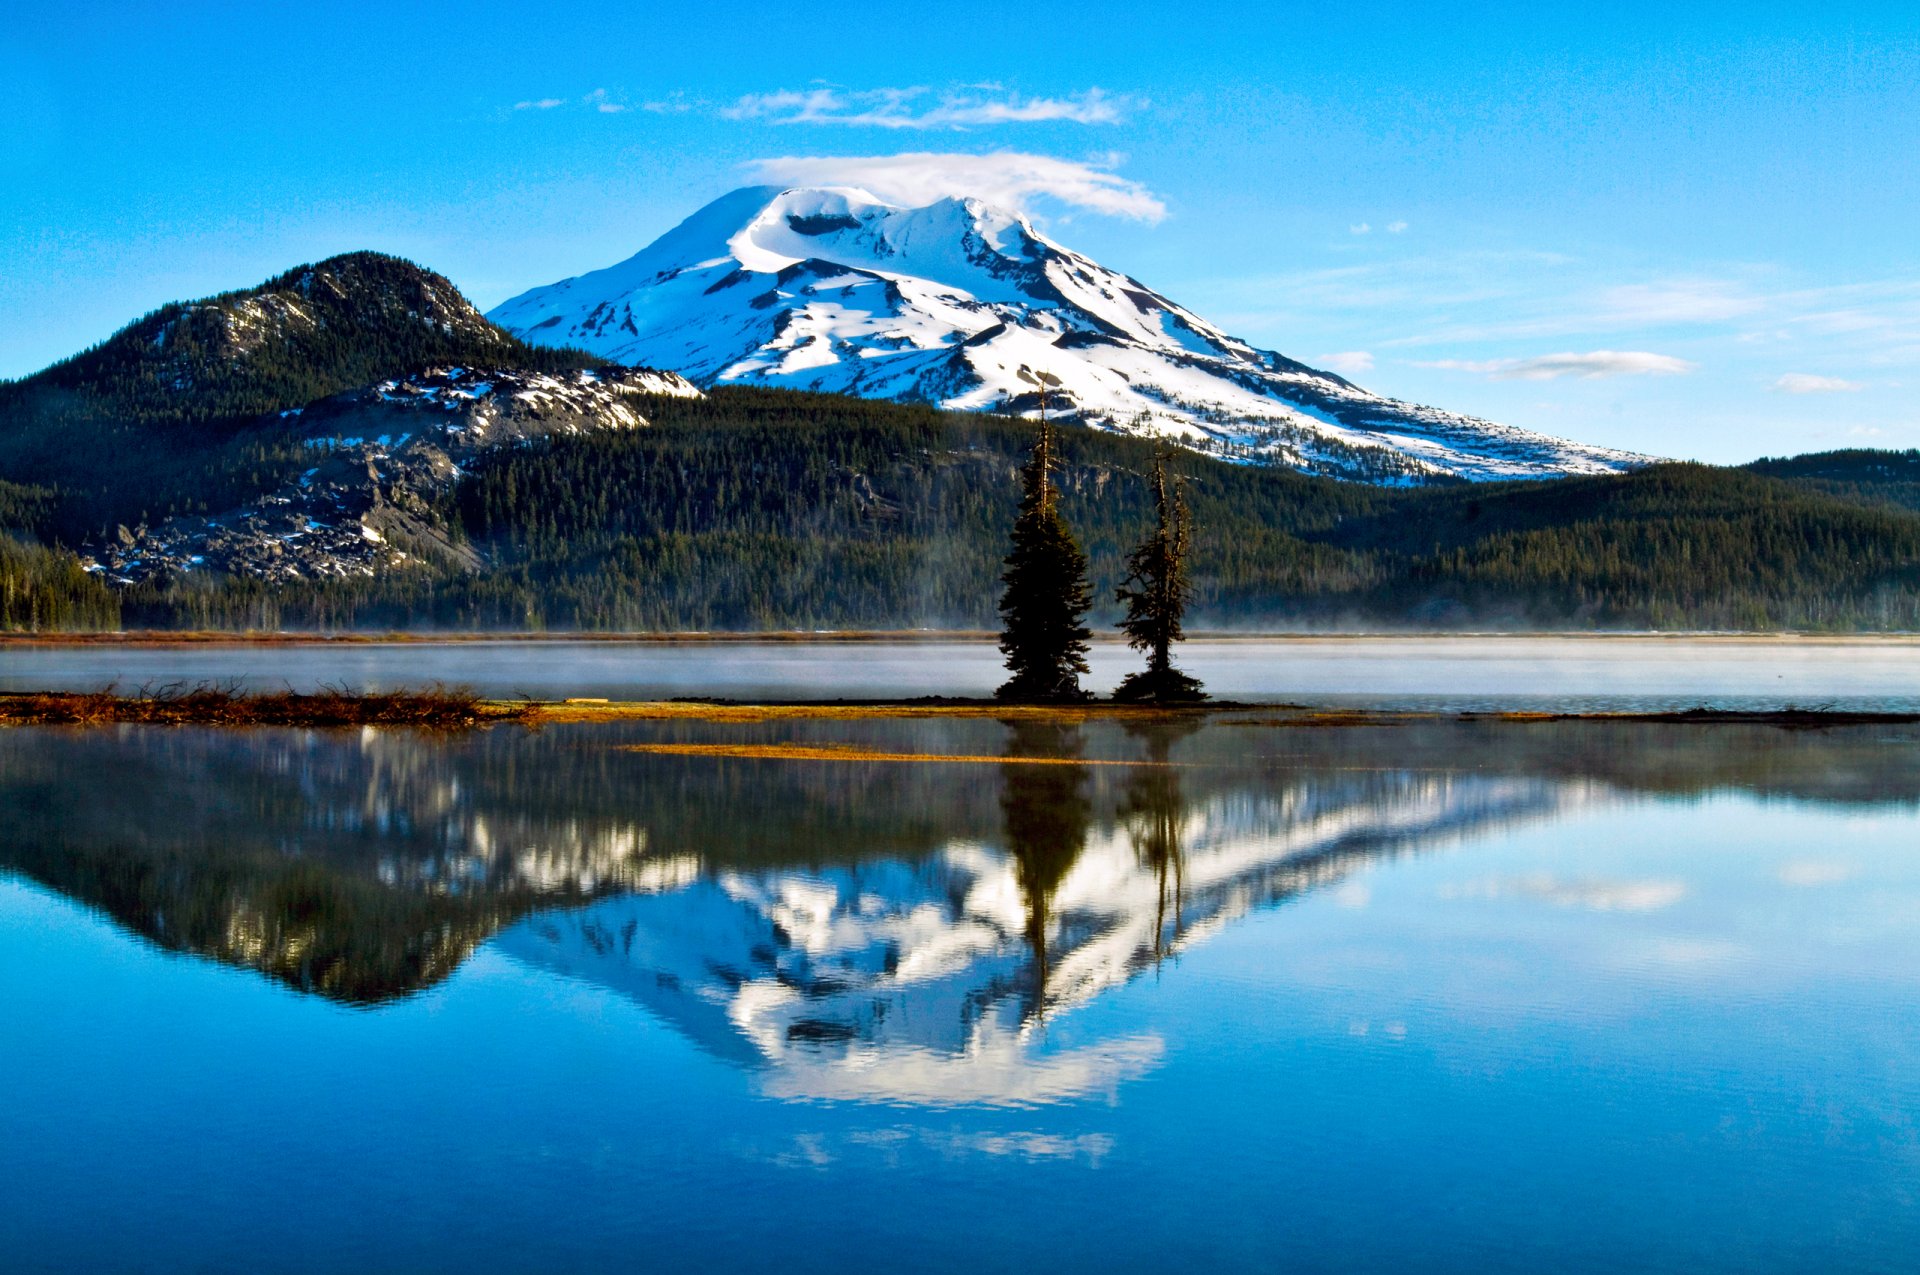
[{"xmin": 3, "ymin": 629, "xmax": 1918, "ymax": 648}]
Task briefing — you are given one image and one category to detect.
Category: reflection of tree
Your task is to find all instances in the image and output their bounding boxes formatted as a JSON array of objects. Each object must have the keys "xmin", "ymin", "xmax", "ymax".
[
  {"xmin": 998, "ymin": 721, "xmax": 1092, "ymax": 1018},
  {"xmin": 1122, "ymin": 721, "xmax": 1201, "ymax": 964}
]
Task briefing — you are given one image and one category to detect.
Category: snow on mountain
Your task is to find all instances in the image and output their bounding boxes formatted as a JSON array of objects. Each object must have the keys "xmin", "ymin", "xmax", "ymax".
[{"xmin": 489, "ymin": 186, "xmax": 1653, "ymax": 483}]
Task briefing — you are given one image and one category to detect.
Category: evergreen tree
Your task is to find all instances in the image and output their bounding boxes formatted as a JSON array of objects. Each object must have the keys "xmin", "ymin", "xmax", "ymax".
[
  {"xmin": 996, "ymin": 415, "xmax": 1094, "ymax": 701},
  {"xmin": 1113, "ymin": 448, "xmax": 1206, "ymax": 701}
]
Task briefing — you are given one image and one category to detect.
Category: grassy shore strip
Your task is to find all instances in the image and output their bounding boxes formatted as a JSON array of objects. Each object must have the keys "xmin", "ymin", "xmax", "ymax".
[
  {"xmin": 532, "ymin": 698, "xmax": 1245, "ymax": 724},
  {"xmin": 0, "ymin": 688, "xmax": 538, "ymax": 727},
  {"xmin": 621, "ymin": 742, "xmax": 1192, "ymax": 766},
  {"xmin": 4, "ymin": 692, "xmax": 1916, "ymax": 730}
]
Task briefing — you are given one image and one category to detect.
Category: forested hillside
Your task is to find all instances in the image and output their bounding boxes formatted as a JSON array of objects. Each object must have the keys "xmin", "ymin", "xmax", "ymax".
[
  {"xmin": 0, "ymin": 252, "xmax": 594, "ymax": 543},
  {"xmin": 11, "ymin": 388, "xmax": 1903, "ymax": 632},
  {"xmin": 1745, "ymin": 449, "xmax": 1920, "ymax": 514}
]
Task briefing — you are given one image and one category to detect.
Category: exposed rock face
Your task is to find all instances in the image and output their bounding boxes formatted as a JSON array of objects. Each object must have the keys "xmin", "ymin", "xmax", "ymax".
[{"xmin": 85, "ymin": 365, "xmax": 699, "ymax": 585}]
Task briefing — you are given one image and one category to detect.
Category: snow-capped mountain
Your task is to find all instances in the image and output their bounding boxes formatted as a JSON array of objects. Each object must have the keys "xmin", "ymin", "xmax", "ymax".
[{"xmin": 490, "ymin": 186, "xmax": 1652, "ymax": 483}]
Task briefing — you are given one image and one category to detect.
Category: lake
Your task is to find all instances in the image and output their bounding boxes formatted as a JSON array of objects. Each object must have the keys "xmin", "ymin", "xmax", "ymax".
[
  {"xmin": 4, "ymin": 633, "xmax": 1920, "ymax": 711},
  {"xmin": 3, "ymin": 704, "xmax": 1918, "ymax": 1272}
]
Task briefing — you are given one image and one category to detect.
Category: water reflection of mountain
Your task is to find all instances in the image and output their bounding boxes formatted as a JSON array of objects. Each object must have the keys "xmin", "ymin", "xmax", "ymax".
[
  {"xmin": 495, "ymin": 741, "xmax": 1575, "ymax": 1104},
  {"xmin": 3, "ymin": 717, "xmax": 1915, "ymax": 1020}
]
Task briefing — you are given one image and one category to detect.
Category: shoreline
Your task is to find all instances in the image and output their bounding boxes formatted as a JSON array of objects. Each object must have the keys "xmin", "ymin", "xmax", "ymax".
[
  {"xmin": 3, "ymin": 630, "xmax": 1919, "ymax": 648},
  {"xmin": 3, "ymin": 690, "xmax": 1915, "ymax": 730}
]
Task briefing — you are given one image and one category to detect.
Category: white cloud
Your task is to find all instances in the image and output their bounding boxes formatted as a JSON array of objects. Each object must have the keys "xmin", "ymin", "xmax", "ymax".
[
  {"xmin": 1420, "ymin": 350, "xmax": 1696, "ymax": 380},
  {"xmin": 1318, "ymin": 351, "xmax": 1375, "ymax": 375},
  {"xmin": 1597, "ymin": 280, "xmax": 1764, "ymax": 325},
  {"xmin": 513, "ymin": 89, "xmax": 642, "ymax": 114},
  {"xmin": 1386, "ymin": 221, "xmax": 1409, "ymax": 234},
  {"xmin": 1349, "ymin": 222, "xmax": 1371, "ymax": 235},
  {"xmin": 746, "ymin": 151, "xmax": 1167, "ymax": 222},
  {"xmin": 724, "ymin": 86, "xmax": 1133, "ymax": 130},
  {"xmin": 1772, "ymin": 372, "xmax": 1864, "ymax": 394}
]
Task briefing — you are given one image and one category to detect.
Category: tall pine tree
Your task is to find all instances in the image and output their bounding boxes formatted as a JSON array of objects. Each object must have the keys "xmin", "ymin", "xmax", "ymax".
[
  {"xmin": 996, "ymin": 415, "xmax": 1093, "ymax": 702},
  {"xmin": 1113, "ymin": 447, "xmax": 1206, "ymax": 702}
]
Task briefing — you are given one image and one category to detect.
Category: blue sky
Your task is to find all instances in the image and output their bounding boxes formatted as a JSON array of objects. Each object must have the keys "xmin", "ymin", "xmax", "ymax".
[{"xmin": 3, "ymin": 0, "xmax": 1917, "ymax": 462}]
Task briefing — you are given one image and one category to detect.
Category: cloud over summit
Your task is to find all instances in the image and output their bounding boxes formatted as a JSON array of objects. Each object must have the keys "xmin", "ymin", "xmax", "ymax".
[
  {"xmin": 724, "ymin": 86, "xmax": 1134, "ymax": 130},
  {"xmin": 746, "ymin": 151, "xmax": 1167, "ymax": 222}
]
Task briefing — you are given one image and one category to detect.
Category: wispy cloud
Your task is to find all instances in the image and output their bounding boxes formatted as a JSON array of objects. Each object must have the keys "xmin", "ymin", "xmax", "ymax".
[
  {"xmin": 513, "ymin": 88, "xmax": 646, "ymax": 114},
  {"xmin": 1596, "ymin": 280, "xmax": 1765, "ymax": 326},
  {"xmin": 1318, "ymin": 351, "xmax": 1375, "ymax": 375},
  {"xmin": 724, "ymin": 86, "xmax": 1134, "ymax": 129},
  {"xmin": 1772, "ymin": 372, "xmax": 1864, "ymax": 393},
  {"xmin": 1349, "ymin": 222, "xmax": 1371, "ymax": 235},
  {"xmin": 1386, "ymin": 220, "xmax": 1409, "ymax": 234},
  {"xmin": 746, "ymin": 151, "xmax": 1167, "ymax": 222},
  {"xmin": 1420, "ymin": 350, "xmax": 1697, "ymax": 380}
]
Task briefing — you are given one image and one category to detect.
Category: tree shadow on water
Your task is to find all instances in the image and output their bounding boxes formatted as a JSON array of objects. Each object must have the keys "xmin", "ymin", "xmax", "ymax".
[
  {"xmin": 998, "ymin": 720, "xmax": 1092, "ymax": 1020},
  {"xmin": 1121, "ymin": 719, "xmax": 1202, "ymax": 967}
]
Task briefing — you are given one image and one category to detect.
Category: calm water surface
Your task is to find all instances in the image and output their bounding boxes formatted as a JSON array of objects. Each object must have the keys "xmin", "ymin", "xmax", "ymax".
[
  {"xmin": 3, "ymin": 634, "xmax": 1918, "ymax": 711},
  {"xmin": 2, "ymin": 710, "xmax": 1918, "ymax": 1272}
]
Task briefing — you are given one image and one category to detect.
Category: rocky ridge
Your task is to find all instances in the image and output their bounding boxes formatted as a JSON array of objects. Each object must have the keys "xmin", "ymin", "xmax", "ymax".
[{"xmin": 86, "ymin": 365, "xmax": 698, "ymax": 585}]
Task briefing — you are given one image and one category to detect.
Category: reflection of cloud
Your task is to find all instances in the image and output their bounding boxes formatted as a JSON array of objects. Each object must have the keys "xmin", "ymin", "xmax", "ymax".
[
  {"xmin": 1642, "ymin": 937, "xmax": 1747, "ymax": 970},
  {"xmin": 1332, "ymin": 881, "xmax": 1372, "ymax": 908},
  {"xmin": 760, "ymin": 1035, "xmax": 1165, "ymax": 1108},
  {"xmin": 746, "ymin": 150, "xmax": 1166, "ymax": 221},
  {"xmin": 1779, "ymin": 860, "xmax": 1856, "ymax": 886},
  {"xmin": 751, "ymin": 1127, "xmax": 1114, "ymax": 1170},
  {"xmin": 1443, "ymin": 874, "xmax": 1686, "ymax": 912},
  {"xmin": 922, "ymin": 1130, "xmax": 1115, "ymax": 1163}
]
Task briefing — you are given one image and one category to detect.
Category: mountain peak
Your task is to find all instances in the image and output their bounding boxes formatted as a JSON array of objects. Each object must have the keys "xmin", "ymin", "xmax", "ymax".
[{"xmin": 490, "ymin": 187, "xmax": 1653, "ymax": 482}]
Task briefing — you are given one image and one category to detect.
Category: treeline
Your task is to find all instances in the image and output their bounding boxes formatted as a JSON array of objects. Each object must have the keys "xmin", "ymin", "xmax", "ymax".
[
  {"xmin": 8, "ymin": 387, "xmax": 1906, "ymax": 632},
  {"xmin": 0, "ymin": 536, "xmax": 119, "ymax": 630},
  {"xmin": 1745, "ymin": 449, "xmax": 1920, "ymax": 514}
]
